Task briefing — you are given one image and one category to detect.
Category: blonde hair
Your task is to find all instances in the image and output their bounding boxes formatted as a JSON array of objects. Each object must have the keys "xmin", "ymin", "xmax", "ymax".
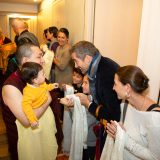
[{"xmin": 11, "ymin": 18, "xmax": 26, "ymax": 30}]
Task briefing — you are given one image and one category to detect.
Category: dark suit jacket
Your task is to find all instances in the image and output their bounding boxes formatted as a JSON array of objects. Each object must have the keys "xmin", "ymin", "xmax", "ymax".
[{"xmin": 89, "ymin": 56, "xmax": 121, "ymax": 122}]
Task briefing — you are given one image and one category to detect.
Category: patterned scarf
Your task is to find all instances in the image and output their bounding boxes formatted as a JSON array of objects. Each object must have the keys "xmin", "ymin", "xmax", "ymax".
[{"xmin": 87, "ymin": 53, "xmax": 101, "ymax": 103}]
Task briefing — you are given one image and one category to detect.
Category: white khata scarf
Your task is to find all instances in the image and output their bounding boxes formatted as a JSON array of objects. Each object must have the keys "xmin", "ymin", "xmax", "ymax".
[
  {"xmin": 100, "ymin": 121, "xmax": 125, "ymax": 160},
  {"xmin": 41, "ymin": 44, "xmax": 54, "ymax": 80},
  {"xmin": 62, "ymin": 85, "xmax": 74, "ymax": 154},
  {"xmin": 62, "ymin": 85, "xmax": 88, "ymax": 160}
]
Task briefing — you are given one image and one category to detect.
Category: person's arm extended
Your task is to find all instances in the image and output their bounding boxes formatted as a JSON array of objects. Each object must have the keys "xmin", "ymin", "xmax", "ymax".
[
  {"xmin": 2, "ymin": 85, "xmax": 51, "ymax": 127},
  {"xmin": 33, "ymin": 91, "xmax": 52, "ymax": 117}
]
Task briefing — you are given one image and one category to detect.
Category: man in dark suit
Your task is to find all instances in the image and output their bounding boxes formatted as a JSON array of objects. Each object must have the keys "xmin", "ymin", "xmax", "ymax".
[{"xmin": 70, "ymin": 41, "xmax": 121, "ymax": 156}]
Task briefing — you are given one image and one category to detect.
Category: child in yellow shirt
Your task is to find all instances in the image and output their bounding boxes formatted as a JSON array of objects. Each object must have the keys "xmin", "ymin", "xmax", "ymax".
[{"xmin": 21, "ymin": 62, "xmax": 59, "ymax": 128}]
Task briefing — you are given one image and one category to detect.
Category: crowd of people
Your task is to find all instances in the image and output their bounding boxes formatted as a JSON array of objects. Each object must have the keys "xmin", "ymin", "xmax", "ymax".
[{"xmin": 0, "ymin": 18, "xmax": 160, "ymax": 160}]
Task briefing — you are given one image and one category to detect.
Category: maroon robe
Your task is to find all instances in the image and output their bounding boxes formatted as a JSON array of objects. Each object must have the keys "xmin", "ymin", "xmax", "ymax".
[{"xmin": 1, "ymin": 70, "xmax": 63, "ymax": 160}]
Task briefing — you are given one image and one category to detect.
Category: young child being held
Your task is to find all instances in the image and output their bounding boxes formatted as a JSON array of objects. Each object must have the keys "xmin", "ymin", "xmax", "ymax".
[{"xmin": 21, "ymin": 62, "xmax": 59, "ymax": 128}]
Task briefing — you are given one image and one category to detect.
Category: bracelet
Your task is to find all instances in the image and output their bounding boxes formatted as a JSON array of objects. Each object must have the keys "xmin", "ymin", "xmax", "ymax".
[{"xmin": 95, "ymin": 105, "xmax": 102, "ymax": 117}]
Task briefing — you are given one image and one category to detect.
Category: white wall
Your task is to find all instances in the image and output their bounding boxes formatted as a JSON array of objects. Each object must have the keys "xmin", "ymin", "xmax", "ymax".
[{"xmin": 137, "ymin": 0, "xmax": 160, "ymax": 101}]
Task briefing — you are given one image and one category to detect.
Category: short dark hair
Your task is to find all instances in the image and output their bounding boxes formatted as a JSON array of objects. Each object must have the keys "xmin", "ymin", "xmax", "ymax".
[
  {"xmin": 58, "ymin": 28, "xmax": 69, "ymax": 38},
  {"xmin": 70, "ymin": 41, "xmax": 99, "ymax": 60},
  {"xmin": 44, "ymin": 28, "xmax": 49, "ymax": 39},
  {"xmin": 21, "ymin": 62, "xmax": 43, "ymax": 84},
  {"xmin": 16, "ymin": 43, "xmax": 37, "ymax": 66},
  {"xmin": 49, "ymin": 26, "xmax": 58, "ymax": 38},
  {"xmin": 116, "ymin": 65, "xmax": 149, "ymax": 93},
  {"xmin": 73, "ymin": 67, "xmax": 84, "ymax": 77}
]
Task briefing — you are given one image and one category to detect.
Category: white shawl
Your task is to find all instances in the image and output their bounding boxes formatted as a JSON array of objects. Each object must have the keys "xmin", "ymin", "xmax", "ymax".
[
  {"xmin": 42, "ymin": 44, "xmax": 54, "ymax": 80},
  {"xmin": 68, "ymin": 94, "xmax": 88, "ymax": 160},
  {"xmin": 62, "ymin": 85, "xmax": 74, "ymax": 154},
  {"xmin": 100, "ymin": 105, "xmax": 160, "ymax": 160},
  {"xmin": 100, "ymin": 122, "xmax": 125, "ymax": 160},
  {"xmin": 62, "ymin": 85, "xmax": 88, "ymax": 160}
]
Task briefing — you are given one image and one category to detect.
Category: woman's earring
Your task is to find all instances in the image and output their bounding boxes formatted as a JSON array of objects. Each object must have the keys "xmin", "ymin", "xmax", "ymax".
[{"xmin": 125, "ymin": 92, "xmax": 130, "ymax": 99}]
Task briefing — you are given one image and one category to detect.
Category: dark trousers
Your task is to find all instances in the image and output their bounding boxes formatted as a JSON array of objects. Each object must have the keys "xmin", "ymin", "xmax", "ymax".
[
  {"xmin": 5, "ymin": 125, "xmax": 18, "ymax": 160},
  {"xmin": 83, "ymin": 146, "xmax": 96, "ymax": 160}
]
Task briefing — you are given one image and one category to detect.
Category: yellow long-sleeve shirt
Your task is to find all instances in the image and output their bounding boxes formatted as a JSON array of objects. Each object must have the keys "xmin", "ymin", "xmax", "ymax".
[{"xmin": 22, "ymin": 82, "xmax": 55, "ymax": 123}]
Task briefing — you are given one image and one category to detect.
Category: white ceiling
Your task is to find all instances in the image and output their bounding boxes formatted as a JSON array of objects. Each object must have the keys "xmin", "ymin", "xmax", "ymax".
[{"xmin": 0, "ymin": 0, "xmax": 42, "ymax": 4}]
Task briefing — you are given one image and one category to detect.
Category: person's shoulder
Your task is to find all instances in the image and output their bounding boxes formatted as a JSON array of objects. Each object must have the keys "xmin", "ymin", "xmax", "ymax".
[
  {"xmin": 154, "ymin": 107, "xmax": 160, "ymax": 112},
  {"xmin": 2, "ymin": 84, "xmax": 22, "ymax": 99},
  {"xmin": 26, "ymin": 31, "xmax": 37, "ymax": 38},
  {"xmin": 98, "ymin": 56, "xmax": 119, "ymax": 75},
  {"xmin": 4, "ymin": 70, "xmax": 26, "ymax": 92},
  {"xmin": 101, "ymin": 56, "xmax": 119, "ymax": 68},
  {"xmin": 151, "ymin": 104, "xmax": 160, "ymax": 112},
  {"xmin": 4, "ymin": 37, "xmax": 12, "ymax": 44},
  {"xmin": 3, "ymin": 72, "xmax": 16, "ymax": 85}
]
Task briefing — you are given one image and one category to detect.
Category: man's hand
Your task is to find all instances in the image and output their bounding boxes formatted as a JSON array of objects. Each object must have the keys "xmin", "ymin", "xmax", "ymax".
[
  {"xmin": 61, "ymin": 84, "xmax": 66, "ymax": 91},
  {"xmin": 106, "ymin": 120, "xmax": 126, "ymax": 139},
  {"xmin": 75, "ymin": 93, "xmax": 90, "ymax": 108}
]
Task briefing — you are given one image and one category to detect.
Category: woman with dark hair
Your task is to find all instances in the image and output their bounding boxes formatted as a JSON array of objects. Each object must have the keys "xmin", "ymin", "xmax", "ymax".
[
  {"xmin": 45, "ymin": 26, "xmax": 59, "ymax": 82},
  {"xmin": 53, "ymin": 27, "xmax": 73, "ymax": 86},
  {"xmin": 47, "ymin": 26, "xmax": 59, "ymax": 53},
  {"xmin": 43, "ymin": 28, "xmax": 50, "ymax": 48},
  {"xmin": 101, "ymin": 65, "xmax": 160, "ymax": 160},
  {"xmin": 52, "ymin": 27, "xmax": 73, "ymax": 125}
]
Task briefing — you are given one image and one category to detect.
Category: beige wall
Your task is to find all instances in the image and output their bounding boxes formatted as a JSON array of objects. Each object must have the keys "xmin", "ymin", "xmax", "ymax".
[
  {"xmin": 0, "ymin": 0, "xmax": 143, "ymax": 66},
  {"xmin": 37, "ymin": 0, "xmax": 85, "ymax": 45},
  {"xmin": 38, "ymin": 0, "xmax": 66, "ymax": 44},
  {"xmin": 37, "ymin": 0, "xmax": 142, "ymax": 65},
  {"xmin": 94, "ymin": 0, "xmax": 143, "ymax": 66},
  {"xmin": 0, "ymin": 15, "xmax": 8, "ymax": 36},
  {"xmin": 0, "ymin": 2, "xmax": 38, "ymax": 13}
]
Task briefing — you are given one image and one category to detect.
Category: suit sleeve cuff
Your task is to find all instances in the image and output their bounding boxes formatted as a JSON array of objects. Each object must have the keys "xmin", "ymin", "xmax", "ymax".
[{"xmin": 88, "ymin": 101, "xmax": 98, "ymax": 115}]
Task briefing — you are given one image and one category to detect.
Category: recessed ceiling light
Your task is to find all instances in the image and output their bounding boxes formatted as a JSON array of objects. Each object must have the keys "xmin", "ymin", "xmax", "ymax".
[{"xmin": 34, "ymin": 0, "xmax": 37, "ymax": 2}]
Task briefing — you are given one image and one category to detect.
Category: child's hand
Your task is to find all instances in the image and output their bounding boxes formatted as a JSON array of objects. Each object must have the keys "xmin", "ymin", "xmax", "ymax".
[
  {"xmin": 61, "ymin": 84, "xmax": 66, "ymax": 91},
  {"xmin": 60, "ymin": 97, "xmax": 74, "ymax": 107},
  {"xmin": 53, "ymin": 83, "xmax": 59, "ymax": 89},
  {"xmin": 31, "ymin": 121, "xmax": 39, "ymax": 128}
]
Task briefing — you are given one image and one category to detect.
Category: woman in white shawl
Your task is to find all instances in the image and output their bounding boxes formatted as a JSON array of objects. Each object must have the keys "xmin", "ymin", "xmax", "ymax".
[{"xmin": 101, "ymin": 65, "xmax": 160, "ymax": 160}]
